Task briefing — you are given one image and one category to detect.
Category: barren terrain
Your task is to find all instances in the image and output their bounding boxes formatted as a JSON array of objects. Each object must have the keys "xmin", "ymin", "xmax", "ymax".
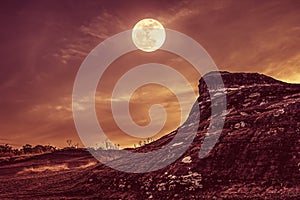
[{"xmin": 0, "ymin": 72, "xmax": 299, "ymax": 199}]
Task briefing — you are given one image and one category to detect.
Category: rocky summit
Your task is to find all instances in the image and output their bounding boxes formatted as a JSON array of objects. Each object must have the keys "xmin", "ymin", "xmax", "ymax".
[{"xmin": 0, "ymin": 72, "xmax": 299, "ymax": 199}]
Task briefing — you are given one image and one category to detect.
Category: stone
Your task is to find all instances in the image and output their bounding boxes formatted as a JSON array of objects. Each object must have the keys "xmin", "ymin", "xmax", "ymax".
[{"xmin": 182, "ymin": 156, "xmax": 192, "ymax": 164}]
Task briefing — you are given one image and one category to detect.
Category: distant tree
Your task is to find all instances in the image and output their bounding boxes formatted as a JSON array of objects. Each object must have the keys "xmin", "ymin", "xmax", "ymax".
[
  {"xmin": 13, "ymin": 148, "xmax": 21, "ymax": 155},
  {"xmin": 33, "ymin": 145, "xmax": 45, "ymax": 153},
  {"xmin": 95, "ymin": 143, "xmax": 105, "ymax": 150},
  {"xmin": 105, "ymin": 140, "xmax": 109, "ymax": 150},
  {"xmin": 45, "ymin": 145, "xmax": 56, "ymax": 152},
  {"xmin": 22, "ymin": 144, "xmax": 32, "ymax": 154},
  {"xmin": 138, "ymin": 141, "xmax": 142, "ymax": 147},
  {"xmin": 66, "ymin": 140, "xmax": 72, "ymax": 147},
  {"xmin": 0, "ymin": 144, "xmax": 12, "ymax": 153},
  {"xmin": 104, "ymin": 139, "xmax": 119, "ymax": 150},
  {"xmin": 74, "ymin": 143, "xmax": 79, "ymax": 149}
]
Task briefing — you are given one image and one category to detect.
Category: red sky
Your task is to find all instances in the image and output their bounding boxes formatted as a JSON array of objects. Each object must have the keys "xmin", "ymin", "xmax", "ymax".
[{"xmin": 0, "ymin": 0, "xmax": 299, "ymax": 148}]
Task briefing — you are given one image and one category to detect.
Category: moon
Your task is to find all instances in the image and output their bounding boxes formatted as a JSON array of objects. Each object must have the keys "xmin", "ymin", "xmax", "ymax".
[{"xmin": 132, "ymin": 18, "xmax": 166, "ymax": 52}]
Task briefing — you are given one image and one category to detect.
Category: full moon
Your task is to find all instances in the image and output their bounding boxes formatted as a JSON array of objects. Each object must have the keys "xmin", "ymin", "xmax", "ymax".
[{"xmin": 132, "ymin": 18, "xmax": 166, "ymax": 52}]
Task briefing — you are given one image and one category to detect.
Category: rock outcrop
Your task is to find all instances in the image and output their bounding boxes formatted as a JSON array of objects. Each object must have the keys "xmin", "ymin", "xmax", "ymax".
[{"xmin": 77, "ymin": 71, "xmax": 300, "ymax": 199}]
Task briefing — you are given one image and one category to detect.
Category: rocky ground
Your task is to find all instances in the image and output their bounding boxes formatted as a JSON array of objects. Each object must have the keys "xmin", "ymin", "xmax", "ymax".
[{"xmin": 0, "ymin": 72, "xmax": 299, "ymax": 199}]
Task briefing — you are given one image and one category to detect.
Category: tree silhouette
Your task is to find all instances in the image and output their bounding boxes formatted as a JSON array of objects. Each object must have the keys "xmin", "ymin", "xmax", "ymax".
[
  {"xmin": 22, "ymin": 144, "xmax": 32, "ymax": 154},
  {"xmin": 0, "ymin": 144, "xmax": 12, "ymax": 153},
  {"xmin": 66, "ymin": 140, "xmax": 72, "ymax": 147}
]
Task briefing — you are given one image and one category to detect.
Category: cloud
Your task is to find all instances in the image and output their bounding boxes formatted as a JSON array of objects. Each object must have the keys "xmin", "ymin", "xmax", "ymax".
[
  {"xmin": 0, "ymin": 0, "xmax": 299, "ymax": 148},
  {"xmin": 59, "ymin": 9, "xmax": 126, "ymax": 63}
]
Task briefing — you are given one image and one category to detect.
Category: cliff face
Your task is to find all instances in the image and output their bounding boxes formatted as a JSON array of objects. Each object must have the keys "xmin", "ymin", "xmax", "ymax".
[{"xmin": 195, "ymin": 71, "xmax": 299, "ymax": 188}]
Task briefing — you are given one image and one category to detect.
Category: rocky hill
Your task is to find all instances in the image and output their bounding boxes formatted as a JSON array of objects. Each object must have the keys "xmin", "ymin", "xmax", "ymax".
[{"xmin": 0, "ymin": 71, "xmax": 299, "ymax": 199}]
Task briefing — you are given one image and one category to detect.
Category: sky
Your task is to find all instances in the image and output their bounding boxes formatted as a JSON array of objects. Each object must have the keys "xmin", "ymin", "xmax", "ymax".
[{"xmin": 0, "ymin": 0, "xmax": 299, "ymax": 148}]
